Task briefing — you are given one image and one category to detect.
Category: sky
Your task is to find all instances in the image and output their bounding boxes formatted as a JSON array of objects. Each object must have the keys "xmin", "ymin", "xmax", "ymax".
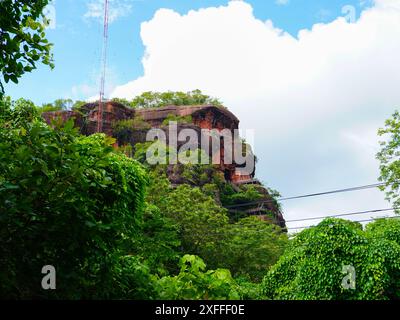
[{"xmin": 5, "ymin": 0, "xmax": 400, "ymax": 232}]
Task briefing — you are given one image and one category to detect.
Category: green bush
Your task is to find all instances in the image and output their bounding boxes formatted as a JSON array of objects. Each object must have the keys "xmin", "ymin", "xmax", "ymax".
[
  {"xmin": 365, "ymin": 218, "xmax": 400, "ymax": 245},
  {"xmin": 162, "ymin": 114, "xmax": 192, "ymax": 126},
  {"xmin": 0, "ymin": 99, "xmax": 148, "ymax": 299},
  {"xmin": 131, "ymin": 203, "xmax": 181, "ymax": 276},
  {"xmin": 262, "ymin": 218, "xmax": 400, "ymax": 300},
  {"xmin": 218, "ymin": 217, "xmax": 287, "ymax": 282},
  {"xmin": 156, "ymin": 255, "xmax": 240, "ymax": 300},
  {"xmin": 221, "ymin": 184, "xmax": 264, "ymax": 206},
  {"xmin": 129, "ymin": 90, "xmax": 222, "ymax": 109},
  {"xmin": 112, "ymin": 117, "xmax": 151, "ymax": 144}
]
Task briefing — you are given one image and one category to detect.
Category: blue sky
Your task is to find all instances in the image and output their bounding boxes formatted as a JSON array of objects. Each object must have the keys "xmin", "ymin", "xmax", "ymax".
[
  {"xmin": 5, "ymin": 0, "xmax": 371, "ymax": 105},
  {"xmin": 4, "ymin": 0, "xmax": 400, "ymax": 230}
]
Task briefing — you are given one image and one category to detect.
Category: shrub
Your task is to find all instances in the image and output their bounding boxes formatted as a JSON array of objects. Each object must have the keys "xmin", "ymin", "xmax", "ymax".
[
  {"xmin": 156, "ymin": 255, "xmax": 240, "ymax": 300},
  {"xmin": 0, "ymin": 99, "xmax": 148, "ymax": 299},
  {"xmin": 262, "ymin": 218, "xmax": 400, "ymax": 300}
]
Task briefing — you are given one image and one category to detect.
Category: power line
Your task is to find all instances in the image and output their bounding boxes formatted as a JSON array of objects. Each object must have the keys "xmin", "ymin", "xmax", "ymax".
[
  {"xmin": 288, "ymin": 215, "xmax": 400, "ymax": 231},
  {"xmin": 181, "ymin": 216, "xmax": 400, "ymax": 236},
  {"xmin": 182, "ymin": 215, "xmax": 400, "ymax": 236},
  {"xmin": 176, "ymin": 208, "xmax": 399, "ymax": 235},
  {"xmin": 285, "ymin": 208, "xmax": 398, "ymax": 223},
  {"xmin": 226, "ymin": 182, "xmax": 389, "ymax": 209},
  {"xmin": 224, "ymin": 208, "xmax": 398, "ymax": 227}
]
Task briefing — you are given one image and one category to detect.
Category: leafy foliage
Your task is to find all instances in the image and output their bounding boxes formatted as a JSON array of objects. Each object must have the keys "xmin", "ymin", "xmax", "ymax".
[
  {"xmin": 145, "ymin": 169, "xmax": 287, "ymax": 281},
  {"xmin": 162, "ymin": 114, "xmax": 193, "ymax": 126},
  {"xmin": 235, "ymin": 277, "xmax": 264, "ymax": 300},
  {"xmin": 217, "ymin": 217, "xmax": 287, "ymax": 282},
  {"xmin": 0, "ymin": 0, "xmax": 54, "ymax": 97},
  {"xmin": 365, "ymin": 218, "xmax": 400, "ymax": 246},
  {"xmin": 131, "ymin": 203, "xmax": 181, "ymax": 276},
  {"xmin": 3, "ymin": 92, "xmax": 400, "ymax": 300},
  {"xmin": 37, "ymin": 98, "xmax": 74, "ymax": 113},
  {"xmin": 112, "ymin": 117, "xmax": 151, "ymax": 145},
  {"xmin": 262, "ymin": 218, "xmax": 400, "ymax": 300},
  {"xmin": 127, "ymin": 90, "xmax": 222, "ymax": 109},
  {"xmin": 157, "ymin": 255, "xmax": 240, "ymax": 300},
  {"xmin": 112, "ymin": 255, "xmax": 158, "ymax": 300},
  {"xmin": 0, "ymin": 98, "xmax": 149, "ymax": 299},
  {"xmin": 221, "ymin": 184, "xmax": 264, "ymax": 206},
  {"xmin": 113, "ymin": 117, "xmax": 151, "ymax": 132},
  {"xmin": 110, "ymin": 97, "xmax": 132, "ymax": 106},
  {"xmin": 152, "ymin": 182, "xmax": 229, "ymax": 260},
  {"xmin": 377, "ymin": 110, "xmax": 400, "ymax": 212}
]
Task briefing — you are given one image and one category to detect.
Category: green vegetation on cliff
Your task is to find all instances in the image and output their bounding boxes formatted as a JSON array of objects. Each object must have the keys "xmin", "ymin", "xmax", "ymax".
[
  {"xmin": 3, "ymin": 0, "xmax": 400, "ymax": 302},
  {"xmin": 2, "ymin": 96, "xmax": 400, "ymax": 300},
  {"xmin": 112, "ymin": 89, "xmax": 222, "ymax": 109},
  {"xmin": 0, "ymin": 97, "xmax": 287, "ymax": 299}
]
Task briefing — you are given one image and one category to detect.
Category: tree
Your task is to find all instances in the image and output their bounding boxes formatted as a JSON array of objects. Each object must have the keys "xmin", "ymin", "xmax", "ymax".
[
  {"xmin": 131, "ymin": 203, "xmax": 181, "ymax": 276},
  {"xmin": 153, "ymin": 183, "xmax": 229, "ymax": 260},
  {"xmin": 0, "ymin": 0, "xmax": 54, "ymax": 97},
  {"xmin": 144, "ymin": 169, "xmax": 287, "ymax": 281},
  {"xmin": 0, "ymin": 98, "xmax": 149, "ymax": 299},
  {"xmin": 365, "ymin": 218, "xmax": 400, "ymax": 299},
  {"xmin": 111, "ymin": 97, "xmax": 132, "ymax": 106},
  {"xmin": 156, "ymin": 255, "xmax": 240, "ymax": 300},
  {"xmin": 71, "ymin": 100, "xmax": 87, "ymax": 110},
  {"xmin": 377, "ymin": 110, "xmax": 400, "ymax": 212},
  {"xmin": 365, "ymin": 217, "xmax": 400, "ymax": 246},
  {"xmin": 38, "ymin": 98, "xmax": 73, "ymax": 113},
  {"xmin": 262, "ymin": 218, "xmax": 400, "ymax": 300},
  {"xmin": 128, "ymin": 90, "xmax": 222, "ymax": 109},
  {"xmin": 217, "ymin": 217, "xmax": 287, "ymax": 282}
]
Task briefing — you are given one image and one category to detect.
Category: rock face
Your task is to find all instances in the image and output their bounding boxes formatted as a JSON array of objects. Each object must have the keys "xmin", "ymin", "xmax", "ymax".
[
  {"xmin": 135, "ymin": 104, "xmax": 239, "ymax": 130},
  {"xmin": 42, "ymin": 101, "xmax": 286, "ymax": 229},
  {"xmin": 42, "ymin": 101, "xmax": 135, "ymax": 136}
]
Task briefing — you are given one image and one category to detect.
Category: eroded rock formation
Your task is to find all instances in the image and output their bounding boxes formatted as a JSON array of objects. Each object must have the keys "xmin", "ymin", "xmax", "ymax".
[{"xmin": 42, "ymin": 101, "xmax": 286, "ymax": 229}]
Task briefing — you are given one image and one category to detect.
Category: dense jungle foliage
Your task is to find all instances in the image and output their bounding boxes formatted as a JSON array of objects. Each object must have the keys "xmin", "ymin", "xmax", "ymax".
[
  {"xmin": 0, "ymin": 97, "xmax": 286, "ymax": 299},
  {"xmin": 1, "ymin": 97, "xmax": 400, "ymax": 300},
  {"xmin": 2, "ymin": 0, "xmax": 400, "ymax": 301}
]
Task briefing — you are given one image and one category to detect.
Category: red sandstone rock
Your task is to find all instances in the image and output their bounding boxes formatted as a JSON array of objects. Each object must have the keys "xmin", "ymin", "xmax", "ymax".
[{"xmin": 41, "ymin": 101, "xmax": 286, "ymax": 229}]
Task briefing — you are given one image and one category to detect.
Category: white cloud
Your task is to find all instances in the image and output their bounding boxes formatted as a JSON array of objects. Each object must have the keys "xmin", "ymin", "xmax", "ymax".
[
  {"xmin": 84, "ymin": 0, "xmax": 134, "ymax": 24},
  {"xmin": 69, "ymin": 66, "xmax": 118, "ymax": 102},
  {"xmin": 111, "ymin": 0, "xmax": 400, "ymax": 225},
  {"xmin": 71, "ymin": 83, "xmax": 98, "ymax": 99},
  {"xmin": 375, "ymin": 0, "xmax": 400, "ymax": 9}
]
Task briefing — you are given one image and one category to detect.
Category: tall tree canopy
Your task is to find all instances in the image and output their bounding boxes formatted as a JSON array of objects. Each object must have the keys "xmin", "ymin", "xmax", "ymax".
[
  {"xmin": 377, "ymin": 110, "xmax": 400, "ymax": 212},
  {"xmin": 0, "ymin": 0, "xmax": 54, "ymax": 97},
  {"xmin": 262, "ymin": 218, "xmax": 400, "ymax": 300},
  {"xmin": 144, "ymin": 168, "xmax": 287, "ymax": 282},
  {"xmin": 111, "ymin": 89, "xmax": 222, "ymax": 109},
  {"xmin": 0, "ymin": 98, "xmax": 149, "ymax": 299}
]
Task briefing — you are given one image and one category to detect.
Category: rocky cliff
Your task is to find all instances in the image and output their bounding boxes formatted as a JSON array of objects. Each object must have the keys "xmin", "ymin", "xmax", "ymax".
[{"xmin": 42, "ymin": 101, "xmax": 286, "ymax": 229}]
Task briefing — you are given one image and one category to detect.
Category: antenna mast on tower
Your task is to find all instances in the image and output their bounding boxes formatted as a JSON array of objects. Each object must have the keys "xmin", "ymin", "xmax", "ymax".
[{"xmin": 97, "ymin": 0, "xmax": 109, "ymax": 133}]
